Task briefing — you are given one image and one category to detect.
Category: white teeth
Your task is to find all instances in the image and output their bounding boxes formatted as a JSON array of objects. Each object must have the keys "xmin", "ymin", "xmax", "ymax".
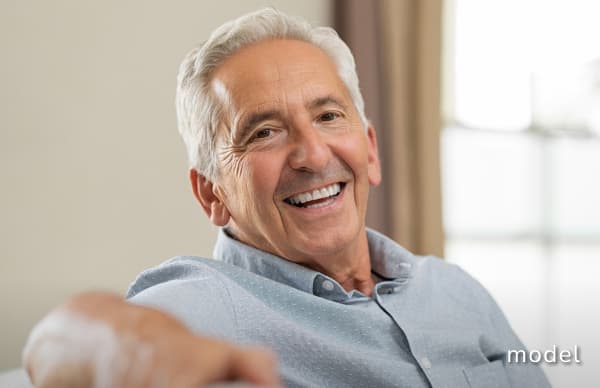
[{"xmin": 287, "ymin": 183, "xmax": 341, "ymax": 206}]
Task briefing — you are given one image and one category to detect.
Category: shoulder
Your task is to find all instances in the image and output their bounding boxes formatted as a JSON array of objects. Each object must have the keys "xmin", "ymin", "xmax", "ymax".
[
  {"xmin": 414, "ymin": 255, "xmax": 500, "ymax": 314},
  {"xmin": 126, "ymin": 256, "xmax": 232, "ymax": 298},
  {"xmin": 415, "ymin": 255, "xmax": 484, "ymax": 289}
]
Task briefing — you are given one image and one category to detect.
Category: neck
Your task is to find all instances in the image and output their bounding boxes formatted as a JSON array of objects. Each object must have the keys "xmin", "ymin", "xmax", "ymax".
[
  {"xmin": 338, "ymin": 274, "xmax": 376, "ymax": 297},
  {"xmin": 309, "ymin": 229, "xmax": 374, "ymax": 296},
  {"xmin": 226, "ymin": 226, "xmax": 376, "ymax": 296}
]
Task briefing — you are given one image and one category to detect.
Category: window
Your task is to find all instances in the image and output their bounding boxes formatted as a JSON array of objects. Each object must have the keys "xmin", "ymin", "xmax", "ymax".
[{"xmin": 442, "ymin": 1, "xmax": 600, "ymax": 386}]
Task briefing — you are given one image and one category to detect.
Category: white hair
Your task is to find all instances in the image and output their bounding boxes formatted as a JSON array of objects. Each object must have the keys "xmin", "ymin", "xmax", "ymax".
[{"xmin": 176, "ymin": 8, "xmax": 367, "ymax": 180}]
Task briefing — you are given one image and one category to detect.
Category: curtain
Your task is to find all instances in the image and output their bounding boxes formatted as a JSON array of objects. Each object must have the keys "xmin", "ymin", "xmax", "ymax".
[{"xmin": 335, "ymin": 0, "xmax": 445, "ymax": 257}]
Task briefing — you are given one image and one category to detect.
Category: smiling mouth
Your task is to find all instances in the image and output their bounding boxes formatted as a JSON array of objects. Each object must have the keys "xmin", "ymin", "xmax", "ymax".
[{"xmin": 284, "ymin": 182, "xmax": 345, "ymax": 208}]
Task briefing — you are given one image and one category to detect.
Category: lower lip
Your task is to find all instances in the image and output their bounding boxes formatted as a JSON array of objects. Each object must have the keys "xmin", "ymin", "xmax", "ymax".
[{"xmin": 285, "ymin": 184, "xmax": 346, "ymax": 213}]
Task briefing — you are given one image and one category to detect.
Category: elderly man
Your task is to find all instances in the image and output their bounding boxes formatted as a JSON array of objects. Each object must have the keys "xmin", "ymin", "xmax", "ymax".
[{"xmin": 23, "ymin": 8, "xmax": 550, "ymax": 388}]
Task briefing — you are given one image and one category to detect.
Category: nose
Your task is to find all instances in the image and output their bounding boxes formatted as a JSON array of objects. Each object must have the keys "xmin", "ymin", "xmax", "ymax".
[{"xmin": 287, "ymin": 122, "xmax": 331, "ymax": 172}]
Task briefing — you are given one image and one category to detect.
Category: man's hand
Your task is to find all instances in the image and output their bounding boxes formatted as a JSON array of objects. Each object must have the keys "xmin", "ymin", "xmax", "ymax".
[{"xmin": 23, "ymin": 292, "xmax": 280, "ymax": 388}]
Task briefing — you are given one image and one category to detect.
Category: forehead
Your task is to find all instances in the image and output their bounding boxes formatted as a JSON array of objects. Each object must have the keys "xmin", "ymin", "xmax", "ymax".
[{"xmin": 210, "ymin": 39, "xmax": 350, "ymax": 112}]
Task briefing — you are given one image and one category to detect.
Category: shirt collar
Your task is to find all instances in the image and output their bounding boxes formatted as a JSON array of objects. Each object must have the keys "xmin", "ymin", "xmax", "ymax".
[{"xmin": 213, "ymin": 228, "xmax": 415, "ymax": 302}]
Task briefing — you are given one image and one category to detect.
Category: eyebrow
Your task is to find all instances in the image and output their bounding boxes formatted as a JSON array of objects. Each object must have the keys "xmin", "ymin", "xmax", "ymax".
[
  {"xmin": 307, "ymin": 95, "xmax": 349, "ymax": 111},
  {"xmin": 237, "ymin": 110, "xmax": 281, "ymax": 141}
]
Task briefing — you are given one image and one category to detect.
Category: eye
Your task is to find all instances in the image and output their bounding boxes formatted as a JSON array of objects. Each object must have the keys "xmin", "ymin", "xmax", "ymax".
[
  {"xmin": 319, "ymin": 112, "xmax": 340, "ymax": 122},
  {"xmin": 254, "ymin": 128, "xmax": 272, "ymax": 139}
]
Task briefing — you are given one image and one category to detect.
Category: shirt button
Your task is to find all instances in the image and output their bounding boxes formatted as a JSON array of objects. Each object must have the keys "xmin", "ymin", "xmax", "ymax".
[
  {"xmin": 420, "ymin": 357, "xmax": 432, "ymax": 369},
  {"xmin": 322, "ymin": 280, "xmax": 335, "ymax": 291}
]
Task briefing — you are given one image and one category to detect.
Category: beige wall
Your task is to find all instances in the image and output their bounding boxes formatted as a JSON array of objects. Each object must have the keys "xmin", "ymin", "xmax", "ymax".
[{"xmin": 0, "ymin": 0, "xmax": 332, "ymax": 370}]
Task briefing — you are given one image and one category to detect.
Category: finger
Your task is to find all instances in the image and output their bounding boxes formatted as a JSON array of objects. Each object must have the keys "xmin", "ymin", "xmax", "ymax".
[{"xmin": 228, "ymin": 347, "xmax": 281, "ymax": 387}]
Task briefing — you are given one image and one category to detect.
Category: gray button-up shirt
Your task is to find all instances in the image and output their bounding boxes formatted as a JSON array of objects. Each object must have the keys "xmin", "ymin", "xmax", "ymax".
[{"xmin": 127, "ymin": 229, "xmax": 550, "ymax": 388}]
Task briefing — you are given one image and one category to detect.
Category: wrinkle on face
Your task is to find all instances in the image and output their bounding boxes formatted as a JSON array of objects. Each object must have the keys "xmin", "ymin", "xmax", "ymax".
[
  {"xmin": 211, "ymin": 78, "xmax": 254, "ymax": 185},
  {"xmin": 217, "ymin": 140, "xmax": 247, "ymax": 179}
]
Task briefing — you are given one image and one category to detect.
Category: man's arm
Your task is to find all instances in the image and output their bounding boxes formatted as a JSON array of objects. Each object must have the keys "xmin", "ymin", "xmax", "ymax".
[{"xmin": 22, "ymin": 292, "xmax": 280, "ymax": 388}]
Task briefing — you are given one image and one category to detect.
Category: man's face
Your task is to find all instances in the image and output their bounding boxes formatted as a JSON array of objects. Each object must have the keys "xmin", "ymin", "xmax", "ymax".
[{"xmin": 205, "ymin": 39, "xmax": 380, "ymax": 269}]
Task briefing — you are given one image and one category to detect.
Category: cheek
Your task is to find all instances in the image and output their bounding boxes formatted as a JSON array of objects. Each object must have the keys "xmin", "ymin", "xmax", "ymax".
[
  {"xmin": 242, "ymin": 154, "xmax": 284, "ymax": 202},
  {"xmin": 334, "ymin": 134, "xmax": 370, "ymax": 175}
]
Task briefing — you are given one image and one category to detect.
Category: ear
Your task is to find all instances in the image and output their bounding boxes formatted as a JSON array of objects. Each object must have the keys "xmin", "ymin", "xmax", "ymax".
[
  {"xmin": 366, "ymin": 125, "xmax": 382, "ymax": 186},
  {"xmin": 190, "ymin": 169, "xmax": 231, "ymax": 227}
]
